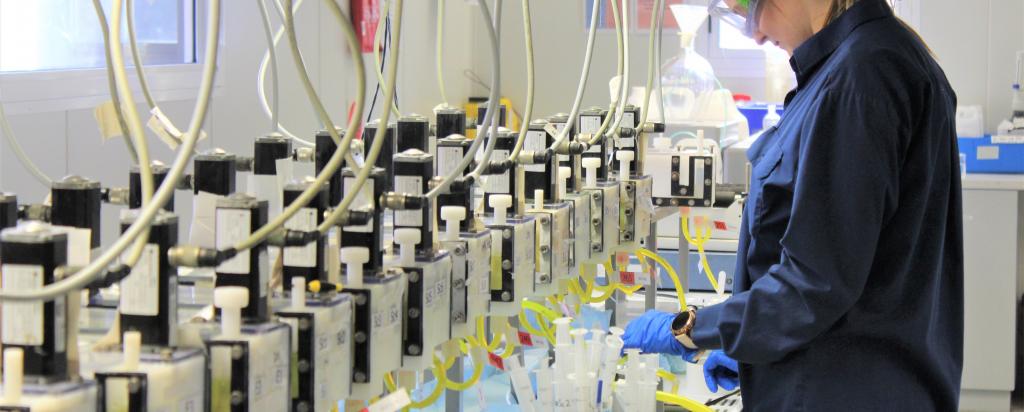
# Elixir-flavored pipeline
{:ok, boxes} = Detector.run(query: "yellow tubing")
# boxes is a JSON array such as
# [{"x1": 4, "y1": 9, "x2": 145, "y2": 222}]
[
  {"x1": 384, "y1": 372, "x2": 397, "y2": 392},
  {"x1": 656, "y1": 391, "x2": 714, "y2": 412},
  {"x1": 656, "y1": 369, "x2": 680, "y2": 394},
  {"x1": 403, "y1": 359, "x2": 447, "y2": 410},
  {"x1": 476, "y1": 317, "x2": 503, "y2": 353},
  {"x1": 519, "y1": 309, "x2": 554, "y2": 344},
  {"x1": 681, "y1": 217, "x2": 721, "y2": 292},
  {"x1": 636, "y1": 248, "x2": 687, "y2": 308},
  {"x1": 444, "y1": 341, "x2": 485, "y2": 391}
]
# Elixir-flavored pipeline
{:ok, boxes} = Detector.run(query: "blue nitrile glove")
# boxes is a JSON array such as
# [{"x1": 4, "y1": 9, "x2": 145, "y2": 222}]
[
  {"x1": 622, "y1": 310, "x2": 699, "y2": 362},
  {"x1": 703, "y1": 350, "x2": 739, "y2": 393}
]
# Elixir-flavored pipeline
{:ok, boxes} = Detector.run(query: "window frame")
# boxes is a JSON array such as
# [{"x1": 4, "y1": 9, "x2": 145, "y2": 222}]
[{"x1": 0, "y1": 0, "x2": 221, "y2": 116}]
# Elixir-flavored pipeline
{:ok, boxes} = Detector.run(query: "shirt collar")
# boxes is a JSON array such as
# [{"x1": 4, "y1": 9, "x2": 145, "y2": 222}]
[{"x1": 789, "y1": 0, "x2": 894, "y2": 85}]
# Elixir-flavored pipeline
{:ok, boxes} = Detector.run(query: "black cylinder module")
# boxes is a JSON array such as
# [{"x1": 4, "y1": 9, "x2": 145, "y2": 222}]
[
  {"x1": 129, "y1": 161, "x2": 172, "y2": 211},
  {"x1": 0, "y1": 193, "x2": 17, "y2": 230},
  {"x1": 396, "y1": 114, "x2": 430, "y2": 154},
  {"x1": 254, "y1": 133, "x2": 293, "y2": 176},
  {"x1": 51, "y1": 175, "x2": 102, "y2": 248},
  {"x1": 363, "y1": 119, "x2": 397, "y2": 192},
  {"x1": 0, "y1": 222, "x2": 70, "y2": 380},
  {"x1": 282, "y1": 178, "x2": 329, "y2": 289},
  {"x1": 315, "y1": 128, "x2": 345, "y2": 206},
  {"x1": 393, "y1": 149, "x2": 434, "y2": 254},
  {"x1": 193, "y1": 150, "x2": 237, "y2": 196},
  {"x1": 435, "y1": 107, "x2": 466, "y2": 140},
  {"x1": 119, "y1": 210, "x2": 179, "y2": 346}
]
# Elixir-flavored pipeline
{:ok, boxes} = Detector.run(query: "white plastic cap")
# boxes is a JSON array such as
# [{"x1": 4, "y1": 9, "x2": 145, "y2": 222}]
[
  {"x1": 3, "y1": 348, "x2": 23, "y2": 404},
  {"x1": 394, "y1": 228, "x2": 420, "y2": 266},
  {"x1": 122, "y1": 331, "x2": 141, "y2": 370},
  {"x1": 582, "y1": 158, "x2": 601, "y2": 187},
  {"x1": 558, "y1": 167, "x2": 572, "y2": 199},
  {"x1": 608, "y1": 326, "x2": 625, "y2": 337},
  {"x1": 552, "y1": 317, "x2": 573, "y2": 347},
  {"x1": 214, "y1": 286, "x2": 249, "y2": 339},
  {"x1": 441, "y1": 206, "x2": 467, "y2": 241},
  {"x1": 340, "y1": 246, "x2": 370, "y2": 287},
  {"x1": 617, "y1": 150, "x2": 634, "y2": 178},
  {"x1": 490, "y1": 194, "x2": 513, "y2": 225}
]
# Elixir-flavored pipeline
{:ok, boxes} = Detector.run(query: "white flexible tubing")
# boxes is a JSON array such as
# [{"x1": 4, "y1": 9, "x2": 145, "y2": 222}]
[
  {"x1": 108, "y1": 0, "x2": 154, "y2": 268},
  {"x1": 602, "y1": 0, "x2": 631, "y2": 142},
  {"x1": 585, "y1": 0, "x2": 622, "y2": 146},
  {"x1": 373, "y1": 0, "x2": 400, "y2": 118},
  {"x1": 317, "y1": 0, "x2": 398, "y2": 231},
  {"x1": 246, "y1": 0, "x2": 364, "y2": 246},
  {"x1": 637, "y1": 0, "x2": 664, "y2": 129},
  {"x1": 257, "y1": 0, "x2": 280, "y2": 133},
  {"x1": 423, "y1": 0, "x2": 501, "y2": 199},
  {"x1": 436, "y1": 0, "x2": 449, "y2": 107},
  {"x1": 0, "y1": 104, "x2": 52, "y2": 187},
  {"x1": 126, "y1": 0, "x2": 156, "y2": 110},
  {"x1": 0, "y1": 0, "x2": 221, "y2": 302},
  {"x1": 507, "y1": 0, "x2": 534, "y2": 162},
  {"x1": 257, "y1": 0, "x2": 313, "y2": 146},
  {"x1": 545, "y1": 0, "x2": 602, "y2": 152},
  {"x1": 91, "y1": 0, "x2": 139, "y2": 165},
  {"x1": 465, "y1": 0, "x2": 504, "y2": 182}
]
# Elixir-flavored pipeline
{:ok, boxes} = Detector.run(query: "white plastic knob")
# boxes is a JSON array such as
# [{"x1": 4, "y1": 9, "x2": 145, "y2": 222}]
[
  {"x1": 440, "y1": 206, "x2": 467, "y2": 241},
  {"x1": 534, "y1": 189, "x2": 544, "y2": 210},
  {"x1": 214, "y1": 286, "x2": 249, "y2": 339},
  {"x1": 490, "y1": 194, "x2": 513, "y2": 225},
  {"x1": 3, "y1": 348, "x2": 23, "y2": 404},
  {"x1": 394, "y1": 228, "x2": 421, "y2": 266},
  {"x1": 582, "y1": 158, "x2": 601, "y2": 187},
  {"x1": 122, "y1": 331, "x2": 141, "y2": 370},
  {"x1": 617, "y1": 150, "x2": 634, "y2": 178},
  {"x1": 341, "y1": 246, "x2": 371, "y2": 287},
  {"x1": 558, "y1": 167, "x2": 571, "y2": 199}
]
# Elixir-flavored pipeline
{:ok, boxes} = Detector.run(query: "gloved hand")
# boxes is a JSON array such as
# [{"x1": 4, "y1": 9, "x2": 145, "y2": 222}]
[
  {"x1": 622, "y1": 310, "x2": 699, "y2": 362},
  {"x1": 703, "y1": 350, "x2": 739, "y2": 393}
]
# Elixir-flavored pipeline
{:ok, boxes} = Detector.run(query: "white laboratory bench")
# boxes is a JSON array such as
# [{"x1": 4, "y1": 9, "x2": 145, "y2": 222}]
[{"x1": 959, "y1": 174, "x2": 1023, "y2": 412}]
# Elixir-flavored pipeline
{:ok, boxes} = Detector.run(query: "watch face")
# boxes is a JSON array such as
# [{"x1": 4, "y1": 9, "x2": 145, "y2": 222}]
[{"x1": 671, "y1": 311, "x2": 691, "y2": 332}]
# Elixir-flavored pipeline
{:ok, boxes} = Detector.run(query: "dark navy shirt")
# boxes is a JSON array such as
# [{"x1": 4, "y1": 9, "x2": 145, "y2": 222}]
[{"x1": 690, "y1": 0, "x2": 964, "y2": 410}]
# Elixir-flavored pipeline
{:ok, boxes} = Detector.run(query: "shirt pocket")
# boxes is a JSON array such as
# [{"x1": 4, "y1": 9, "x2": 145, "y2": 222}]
[{"x1": 749, "y1": 143, "x2": 784, "y2": 237}]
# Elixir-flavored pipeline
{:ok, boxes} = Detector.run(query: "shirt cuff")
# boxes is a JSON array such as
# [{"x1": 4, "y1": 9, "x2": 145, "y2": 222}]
[{"x1": 690, "y1": 303, "x2": 724, "y2": 349}]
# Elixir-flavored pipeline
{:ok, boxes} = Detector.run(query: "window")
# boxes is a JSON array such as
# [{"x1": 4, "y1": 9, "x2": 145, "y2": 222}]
[{"x1": 0, "y1": 0, "x2": 195, "y2": 72}]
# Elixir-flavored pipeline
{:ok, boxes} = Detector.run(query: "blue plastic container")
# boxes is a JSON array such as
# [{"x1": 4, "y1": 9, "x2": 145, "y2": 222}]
[
  {"x1": 738, "y1": 103, "x2": 784, "y2": 134},
  {"x1": 957, "y1": 135, "x2": 1024, "y2": 174}
]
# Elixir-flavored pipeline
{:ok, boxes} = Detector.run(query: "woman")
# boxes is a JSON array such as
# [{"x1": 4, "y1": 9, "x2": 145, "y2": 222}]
[{"x1": 623, "y1": 0, "x2": 963, "y2": 409}]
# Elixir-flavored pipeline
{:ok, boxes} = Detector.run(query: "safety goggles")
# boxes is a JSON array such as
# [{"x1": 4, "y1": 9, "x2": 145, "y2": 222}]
[{"x1": 707, "y1": 0, "x2": 762, "y2": 37}]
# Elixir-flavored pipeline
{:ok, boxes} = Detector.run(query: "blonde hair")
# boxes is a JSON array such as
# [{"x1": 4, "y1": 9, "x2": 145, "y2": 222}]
[{"x1": 825, "y1": 0, "x2": 933, "y2": 53}]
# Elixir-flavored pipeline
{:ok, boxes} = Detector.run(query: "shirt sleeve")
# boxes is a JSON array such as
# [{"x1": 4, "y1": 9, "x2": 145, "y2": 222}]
[{"x1": 690, "y1": 86, "x2": 908, "y2": 363}]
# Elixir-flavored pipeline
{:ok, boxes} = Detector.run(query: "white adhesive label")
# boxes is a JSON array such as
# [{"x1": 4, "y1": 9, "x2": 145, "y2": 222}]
[
  {"x1": 120, "y1": 244, "x2": 161, "y2": 316},
  {"x1": 1, "y1": 264, "x2": 44, "y2": 345},
  {"x1": 976, "y1": 146, "x2": 1000, "y2": 160},
  {"x1": 580, "y1": 115, "x2": 602, "y2": 134},
  {"x1": 283, "y1": 208, "x2": 318, "y2": 267},
  {"x1": 437, "y1": 146, "x2": 463, "y2": 176},
  {"x1": 484, "y1": 150, "x2": 511, "y2": 193},
  {"x1": 507, "y1": 357, "x2": 537, "y2": 412},
  {"x1": 394, "y1": 175, "x2": 424, "y2": 226},
  {"x1": 617, "y1": 137, "x2": 636, "y2": 148},
  {"x1": 248, "y1": 328, "x2": 290, "y2": 408},
  {"x1": 648, "y1": 154, "x2": 673, "y2": 198},
  {"x1": 215, "y1": 209, "x2": 252, "y2": 274},
  {"x1": 622, "y1": 112, "x2": 636, "y2": 128},
  {"x1": 344, "y1": 177, "x2": 374, "y2": 233},
  {"x1": 524, "y1": 131, "x2": 548, "y2": 172}
]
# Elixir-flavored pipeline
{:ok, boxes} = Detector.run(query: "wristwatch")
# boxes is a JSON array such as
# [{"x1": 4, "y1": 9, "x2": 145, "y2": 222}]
[{"x1": 671, "y1": 306, "x2": 699, "y2": 349}]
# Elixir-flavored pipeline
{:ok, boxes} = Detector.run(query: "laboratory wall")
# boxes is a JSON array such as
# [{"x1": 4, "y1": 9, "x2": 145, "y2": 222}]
[
  {"x1": 484, "y1": 0, "x2": 1024, "y2": 134},
  {"x1": 0, "y1": 0, "x2": 476, "y2": 248}
]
